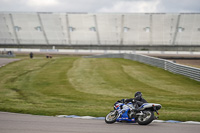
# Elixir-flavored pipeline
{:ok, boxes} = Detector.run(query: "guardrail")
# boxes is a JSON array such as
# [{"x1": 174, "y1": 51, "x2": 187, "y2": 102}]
[{"x1": 86, "y1": 53, "x2": 200, "y2": 82}]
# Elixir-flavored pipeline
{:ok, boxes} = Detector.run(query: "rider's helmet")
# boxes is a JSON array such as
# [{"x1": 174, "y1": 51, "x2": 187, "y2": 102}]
[{"x1": 134, "y1": 91, "x2": 142, "y2": 100}]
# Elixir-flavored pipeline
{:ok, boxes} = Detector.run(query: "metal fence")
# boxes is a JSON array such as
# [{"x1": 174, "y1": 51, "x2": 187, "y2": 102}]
[{"x1": 86, "y1": 53, "x2": 200, "y2": 82}]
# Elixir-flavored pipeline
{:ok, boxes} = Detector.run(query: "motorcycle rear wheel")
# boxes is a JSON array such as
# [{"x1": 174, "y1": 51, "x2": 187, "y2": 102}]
[
  {"x1": 137, "y1": 110, "x2": 154, "y2": 125},
  {"x1": 105, "y1": 110, "x2": 118, "y2": 124}
]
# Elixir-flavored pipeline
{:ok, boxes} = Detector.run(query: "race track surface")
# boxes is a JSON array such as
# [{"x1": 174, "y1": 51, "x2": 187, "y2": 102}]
[
  {"x1": 0, "y1": 112, "x2": 200, "y2": 133},
  {"x1": 0, "y1": 58, "x2": 20, "y2": 67}
]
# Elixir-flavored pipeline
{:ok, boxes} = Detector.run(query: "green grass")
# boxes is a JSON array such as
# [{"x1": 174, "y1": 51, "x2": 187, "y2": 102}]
[{"x1": 0, "y1": 55, "x2": 200, "y2": 121}]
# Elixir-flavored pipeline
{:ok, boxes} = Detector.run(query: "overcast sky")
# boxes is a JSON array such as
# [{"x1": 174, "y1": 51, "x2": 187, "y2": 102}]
[{"x1": 0, "y1": 0, "x2": 200, "y2": 13}]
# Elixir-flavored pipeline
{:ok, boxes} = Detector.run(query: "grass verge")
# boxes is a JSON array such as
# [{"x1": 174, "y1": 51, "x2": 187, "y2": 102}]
[{"x1": 0, "y1": 55, "x2": 200, "y2": 121}]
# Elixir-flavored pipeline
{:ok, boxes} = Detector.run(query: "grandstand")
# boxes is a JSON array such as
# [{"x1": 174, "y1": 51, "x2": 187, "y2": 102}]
[{"x1": 0, "y1": 12, "x2": 200, "y2": 51}]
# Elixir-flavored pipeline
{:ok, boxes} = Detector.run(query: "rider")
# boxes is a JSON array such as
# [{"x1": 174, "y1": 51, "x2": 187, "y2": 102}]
[{"x1": 124, "y1": 91, "x2": 148, "y2": 111}]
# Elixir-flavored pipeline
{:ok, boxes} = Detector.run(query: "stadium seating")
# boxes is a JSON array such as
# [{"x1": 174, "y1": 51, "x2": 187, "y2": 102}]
[
  {"x1": 12, "y1": 13, "x2": 47, "y2": 44},
  {"x1": 0, "y1": 13, "x2": 16, "y2": 44},
  {"x1": 68, "y1": 14, "x2": 98, "y2": 45},
  {"x1": 0, "y1": 12, "x2": 200, "y2": 46}
]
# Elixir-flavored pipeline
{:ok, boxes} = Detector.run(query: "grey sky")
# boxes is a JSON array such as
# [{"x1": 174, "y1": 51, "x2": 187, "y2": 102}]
[{"x1": 0, "y1": 0, "x2": 199, "y2": 13}]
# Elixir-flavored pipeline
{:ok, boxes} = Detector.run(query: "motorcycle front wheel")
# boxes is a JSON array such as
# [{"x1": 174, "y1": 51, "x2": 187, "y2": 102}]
[
  {"x1": 137, "y1": 110, "x2": 154, "y2": 125},
  {"x1": 105, "y1": 110, "x2": 118, "y2": 124}
]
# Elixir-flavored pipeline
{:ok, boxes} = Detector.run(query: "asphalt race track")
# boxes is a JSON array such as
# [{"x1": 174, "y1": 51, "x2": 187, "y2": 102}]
[
  {"x1": 0, "y1": 58, "x2": 20, "y2": 67},
  {"x1": 0, "y1": 112, "x2": 200, "y2": 133}
]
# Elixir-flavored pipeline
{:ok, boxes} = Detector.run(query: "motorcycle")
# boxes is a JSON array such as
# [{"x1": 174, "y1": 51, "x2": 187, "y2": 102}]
[{"x1": 105, "y1": 100, "x2": 161, "y2": 125}]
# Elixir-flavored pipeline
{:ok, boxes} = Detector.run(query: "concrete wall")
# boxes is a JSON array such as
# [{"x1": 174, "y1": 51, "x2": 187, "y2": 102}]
[
  {"x1": 0, "y1": 13, "x2": 17, "y2": 44},
  {"x1": 0, "y1": 12, "x2": 200, "y2": 47},
  {"x1": 68, "y1": 14, "x2": 98, "y2": 45},
  {"x1": 12, "y1": 13, "x2": 47, "y2": 44},
  {"x1": 176, "y1": 14, "x2": 200, "y2": 45}
]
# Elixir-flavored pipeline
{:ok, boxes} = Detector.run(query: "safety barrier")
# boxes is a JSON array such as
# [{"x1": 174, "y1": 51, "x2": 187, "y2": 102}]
[{"x1": 86, "y1": 53, "x2": 200, "y2": 82}]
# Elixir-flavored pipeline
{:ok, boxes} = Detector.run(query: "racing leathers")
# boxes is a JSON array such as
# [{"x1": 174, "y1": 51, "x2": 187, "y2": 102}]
[{"x1": 124, "y1": 96, "x2": 148, "y2": 111}]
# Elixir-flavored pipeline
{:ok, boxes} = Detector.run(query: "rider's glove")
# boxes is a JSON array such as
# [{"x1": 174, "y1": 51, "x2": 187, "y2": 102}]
[
  {"x1": 117, "y1": 99, "x2": 125, "y2": 103},
  {"x1": 121, "y1": 99, "x2": 125, "y2": 103},
  {"x1": 124, "y1": 99, "x2": 129, "y2": 104}
]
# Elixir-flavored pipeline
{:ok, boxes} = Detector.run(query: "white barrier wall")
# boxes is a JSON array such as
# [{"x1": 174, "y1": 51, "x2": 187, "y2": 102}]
[
  {"x1": 86, "y1": 53, "x2": 200, "y2": 82},
  {"x1": 0, "y1": 12, "x2": 200, "y2": 46}
]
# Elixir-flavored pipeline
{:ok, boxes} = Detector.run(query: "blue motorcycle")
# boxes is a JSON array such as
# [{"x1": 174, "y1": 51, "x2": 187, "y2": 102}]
[{"x1": 105, "y1": 100, "x2": 161, "y2": 125}]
